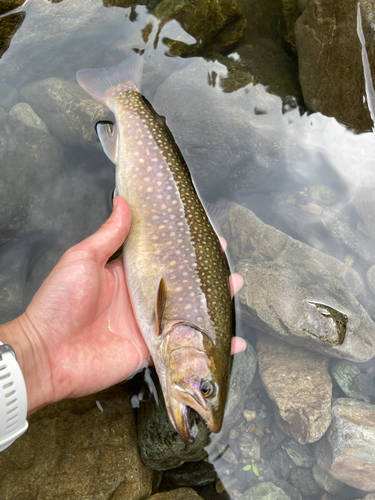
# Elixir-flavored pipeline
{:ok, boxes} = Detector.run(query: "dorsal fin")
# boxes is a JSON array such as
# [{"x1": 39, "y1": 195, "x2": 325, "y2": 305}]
[{"x1": 155, "y1": 277, "x2": 167, "y2": 336}]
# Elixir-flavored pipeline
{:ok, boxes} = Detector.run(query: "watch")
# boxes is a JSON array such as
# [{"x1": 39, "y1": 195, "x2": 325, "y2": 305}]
[{"x1": 0, "y1": 341, "x2": 28, "y2": 451}]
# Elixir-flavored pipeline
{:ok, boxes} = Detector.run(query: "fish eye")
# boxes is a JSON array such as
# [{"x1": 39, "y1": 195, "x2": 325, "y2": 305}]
[{"x1": 201, "y1": 380, "x2": 215, "y2": 398}]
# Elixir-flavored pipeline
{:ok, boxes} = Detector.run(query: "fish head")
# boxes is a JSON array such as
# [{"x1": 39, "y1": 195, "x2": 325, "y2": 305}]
[{"x1": 163, "y1": 324, "x2": 229, "y2": 444}]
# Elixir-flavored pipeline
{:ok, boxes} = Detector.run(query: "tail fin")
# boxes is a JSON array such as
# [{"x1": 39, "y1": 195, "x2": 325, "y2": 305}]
[{"x1": 76, "y1": 53, "x2": 144, "y2": 111}]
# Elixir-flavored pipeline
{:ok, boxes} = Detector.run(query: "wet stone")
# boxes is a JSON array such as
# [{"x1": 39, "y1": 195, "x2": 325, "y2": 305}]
[
  {"x1": 206, "y1": 342, "x2": 258, "y2": 453},
  {"x1": 222, "y1": 203, "x2": 375, "y2": 362},
  {"x1": 137, "y1": 381, "x2": 210, "y2": 471},
  {"x1": 152, "y1": 0, "x2": 246, "y2": 57},
  {"x1": 20, "y1": 77, "x2": 112, "y2": 147},
  {"x1": 257, "y1": 334, "x2": 332, "y2": 444},
  {"x1": 289, "y1": 466, "x2": 320, "y2": 499},
  {"x1": 239, "y1": 481, "x2": 291, "y2": 500},
  {"x1": 164, "y1": 460, "x2": 217, "y2": 487},
  {"x1": 0, "y1": 81, "x2": 18, "y2": 111},
  {"x1": 330, "y1": 359, "x2": 371, "y2": 402},
  {"x1": 281, "y1": 439, "x2": 315, "y2": 468},
  {"x1": 295, "y1": 0, "x2": 375, "y2": 132},
  {"x1": 238, "y1": 432, "x2": 261, "y2": 461},
  {"x1": 148, "y1": 488, "x2": 204, "y2": 500},
  {"x1": 314, "y1": 398, "x2": 375, "y2": 491},
  {"x1": 312, "y1": 463, "x2": 343, "y2": 495},
  {"x1": 9, "y1": 102, "x2": 49, "y2": 133},
  {"x1": 366, "y1": 265, "x2": 375, "y2": 295},
  {"x1": 354, "y1": 372, "x2": 375, "y2": 397},
  {"x1": 0, "y1": 386, "x2": 153, "y2": 500},
  {"x1": 269, "y1": 449, "x2": 292, "y2": 480},
  {"x1": 308, "y1": 185, "x2": 340, "y2": 206}
]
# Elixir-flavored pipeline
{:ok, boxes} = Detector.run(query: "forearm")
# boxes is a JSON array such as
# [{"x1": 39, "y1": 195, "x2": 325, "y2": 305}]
[{"x1": 0, "y1": 314, "x2": 53, "y2": 415}]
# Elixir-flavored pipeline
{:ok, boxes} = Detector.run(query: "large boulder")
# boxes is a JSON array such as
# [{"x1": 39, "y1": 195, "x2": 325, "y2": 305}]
[
  {"x1": 314, "y1": 398, "x2": 375, "y2": 492},
  {"x1": 20, "y1": 77, "x2": 111, "y2": 147},
  {"x1": 295, "y1": 0, "x2": 375, "y2": 132},
  {"x1": 257, "y1": 334, "x2": 332, "y2": 443},
  {"x1": 0, "y1": 386, "x2": 153, "y2": 500},
  {"x1": 222, "y1": 203, "x2": 375, "y2": 362}
]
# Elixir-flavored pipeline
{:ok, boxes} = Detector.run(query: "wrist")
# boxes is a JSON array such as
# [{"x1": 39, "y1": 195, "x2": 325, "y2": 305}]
[{"x1": 0, "y1": 313, "x2": 54, "y2": 415}]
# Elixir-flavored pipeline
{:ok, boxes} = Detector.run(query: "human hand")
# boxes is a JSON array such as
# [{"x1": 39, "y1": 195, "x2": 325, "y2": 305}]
[{"x1": 0, "y1": 197, "x2": 245, "y2": 414}]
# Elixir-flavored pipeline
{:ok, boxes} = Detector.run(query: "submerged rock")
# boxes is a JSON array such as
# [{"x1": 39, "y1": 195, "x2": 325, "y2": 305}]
[
  {"x1": 280, "y1": 439, "x2": 315, "y2": 468},
  {"x1": 257, "y1": 334, "x2": 332, "y2": 444},
  {"x1": 295, "y1": 0, "x2": 375, "y2": 132},
  {"x1": 20, "y1": 77, "x2": 111, "y2": 147},
  {"x1": 9, "y1": 102, "x2": 49, "y2": 133},
  {"x1": 330, "y1": 358, "x2": 371, "y2": 402},
  {"x1": 312, "y1": 463, "x2": 344, "y2": 495},
  {"x1": 152, "y1": 58, "x2": 298, "y2": 198},
  {"x1": 289, "y1": 466, "x2": 319, "y2": 498},
  {"x1": 223, "y1": 203, "x2": 375, "y2": 362},
  {"x1": 315, "y1": 398, "x2": 375, "y2": 492},
  {"x1": 149, "y1": 488, "x2": 204, "y2": 500},
  {"x1": 0, "y1": 386, "x2": 153, "y2": 500},
  {"x1": 354, "y1": 371, "x2": 375, "y2": 396},
  {"x1": 0, "y1": 81, "x2": 18, "y2": 111},
  {"x1": 239, "y1": 481, "x2": 291, "y2": 500},
  {"x1": 164, "y1": 460, "x2": 217, "y2": 487},
  {"x1": 152, "y1": 0, "x2": 246, "y2": 57},
  {"x1": 137, "y1": 379, "x2": 210, "y2": 471}
]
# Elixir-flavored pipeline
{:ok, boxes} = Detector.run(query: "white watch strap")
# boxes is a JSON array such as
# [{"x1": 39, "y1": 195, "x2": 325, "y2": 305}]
[{"x1": 0, "y1": 341, "x2": 28, "y2": 451}]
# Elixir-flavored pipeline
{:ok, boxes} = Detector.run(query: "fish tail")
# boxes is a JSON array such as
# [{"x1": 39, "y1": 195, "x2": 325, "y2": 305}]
[{"x1": 76, "y1": 53, "x2": 144, "y2": 111}]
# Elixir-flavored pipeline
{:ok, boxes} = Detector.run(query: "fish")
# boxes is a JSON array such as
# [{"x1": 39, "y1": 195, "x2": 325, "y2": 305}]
[{"x1": 76, "y1": 54, "x2": 233, "y2": 443}]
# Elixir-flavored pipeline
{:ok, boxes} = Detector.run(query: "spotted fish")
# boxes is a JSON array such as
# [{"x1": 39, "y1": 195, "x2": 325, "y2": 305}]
[{"x1": 77, "y1": 54, "x2": 233, "y2": 443}]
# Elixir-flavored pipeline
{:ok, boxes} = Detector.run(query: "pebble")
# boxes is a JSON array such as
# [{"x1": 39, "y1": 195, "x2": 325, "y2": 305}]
[{"x1": 243, "y1": 410, "x2": 257, "y2": 421}]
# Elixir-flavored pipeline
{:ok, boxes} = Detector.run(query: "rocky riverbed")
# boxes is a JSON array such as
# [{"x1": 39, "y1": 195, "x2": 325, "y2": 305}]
[{"x1": 1, "y1": 0, "x2": 375, "y2": 499}]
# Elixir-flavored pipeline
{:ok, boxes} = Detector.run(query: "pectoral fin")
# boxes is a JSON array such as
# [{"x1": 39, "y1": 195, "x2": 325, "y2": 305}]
[
  {"x1": 155, "y1": 277, "x2": 167, "y2": 336},
  {"x1": 97, "y1": 122, "x2": 117, "y2": 164}
]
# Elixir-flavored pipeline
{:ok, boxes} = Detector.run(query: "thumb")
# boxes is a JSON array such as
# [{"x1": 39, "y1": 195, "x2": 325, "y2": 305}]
[{"x1": 71, "y1": 196, "x2": 131, "y2": 265}]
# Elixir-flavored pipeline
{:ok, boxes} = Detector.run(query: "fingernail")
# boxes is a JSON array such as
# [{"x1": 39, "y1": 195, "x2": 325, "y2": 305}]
[{"x1": 112, "y1": 197, "x2": 118, "y2": 211}]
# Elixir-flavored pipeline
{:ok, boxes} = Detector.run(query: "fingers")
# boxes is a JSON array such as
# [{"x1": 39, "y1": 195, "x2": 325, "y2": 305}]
[
  {"x1": 229, "y1": 273, "x2": 243, "y2": 299},
  {"x1": 219, "y1": 236, "x2": 227, "y2": 252},
  {"x1": 68, "y1": 196, "x2": 131, "y2": 266},
  {"x1": 231, "y1": 337, "x2": 247, "y2": 355}
]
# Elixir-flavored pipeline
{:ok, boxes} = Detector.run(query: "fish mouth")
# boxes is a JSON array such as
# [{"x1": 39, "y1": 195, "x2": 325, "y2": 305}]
[{"x1": 167, "y1": 388, "x2": 220, "y2": 444}]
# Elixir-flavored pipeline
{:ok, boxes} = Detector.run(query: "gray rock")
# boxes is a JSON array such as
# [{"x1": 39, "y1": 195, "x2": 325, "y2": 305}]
[
  {"x1": 0, "y1": 386, "x2": 153, "y2": 499},
  {"x1": 0, "y1": 81, "x2": 18, "y2": 111},
  {"x1": 0, "y1": 107, "x2": 65, "y2": 232},
  {"x1": 289, "y1": 466, "x2": 320, "y2": 498},
  {"x1": 366, "y1": 264, "x2": 375, "y2": 294},
  {"x1": 281, "y1": 439, "x2": 315, "y2": 468},
  {"x1": 314, "y1": 398, "x2": 375, "y2": 491},
  {"x1": 20, "y1": 77, "x2": 111, "y2": 147},
  {"x1": 330, "y1": 359, "x2": 371, "y2": 402},
  {"x1": 257, "y1": 334, "x2": 332, "y2": 444},
  {"x1": 9, "y1": 102, "x2": 49, "y2": 133},
  {"x1": 308, "y1": 185, "x2": 340, "y2": 206},
  {"x1": 164, "y1": 461, "x2": 217, "y2": 487},
  {"x1": 295, "y1": 0, "x2": 375, "y2": 132},
  {"x1": 223, "y1": 203, "x2": 375, "y2": 362},
  {"x1": 238, "y1": 432, "x2": 261, "y2": 461},
  {"x1": 137, "y1": 380, "x2": 210, "y2": 471},
  {"x1": 312, "y1": 463, "x2": 344, "y2": 494},
  {"x1": 270, "y1": 449, "x2": 292, "y2": 480},
  {"x1": 152, "y1": 58, "x2": 300, "y2": 197},
  {"x1": 354, "y1": 371, "x2": 375, "y2": 396},
  {"x1": 239, "y1": 482, "x2": 291, "y2": 500},
  {"x1": 207, "y1": 342, "x2": 258, "y2": 457}
]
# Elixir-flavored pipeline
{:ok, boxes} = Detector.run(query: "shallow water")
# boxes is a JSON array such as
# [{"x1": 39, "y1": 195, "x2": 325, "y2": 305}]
[{"x1": 1, "y1": 0, "x2": 375, "y2": 499}]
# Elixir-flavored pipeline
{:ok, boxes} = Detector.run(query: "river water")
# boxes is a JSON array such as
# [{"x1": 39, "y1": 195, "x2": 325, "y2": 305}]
[{"x1": 1, "y1": 1, "x2": 375, "y2": 499}]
